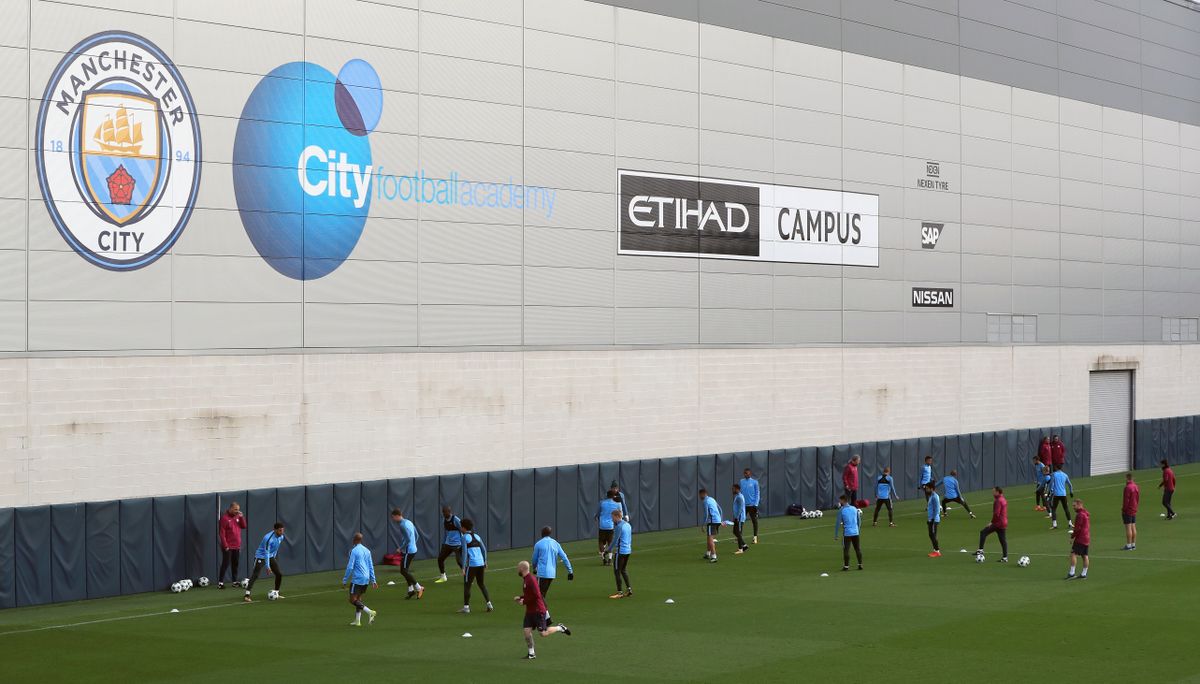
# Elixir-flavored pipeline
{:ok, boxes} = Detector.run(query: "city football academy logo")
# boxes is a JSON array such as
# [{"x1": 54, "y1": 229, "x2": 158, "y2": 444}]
[{"x1": 35, "y1": 31, "x2": 201, "y2": 270}]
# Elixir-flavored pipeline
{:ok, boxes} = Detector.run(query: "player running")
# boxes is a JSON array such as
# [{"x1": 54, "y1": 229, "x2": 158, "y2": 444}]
[
  {"x1": 1122, "y1": 473, "x2": 1139, "y2": 550},
  {"x1": 975, "y1": 486, "x2": 1008, "y2": 562},
  {"x1": 940, "y1": 470, "x2": 975, "y2": 518},
  {"x1": 458, "y1": 519, "x2": 492, "y2": 614},
  {"x1": 873, "y1": 466, "x2": 898, "y2": 527},
  {"x1": 1159, "y1": 460, "x2": 1177, "y2": 520},
  {"x1": 342, "y1": 532, "x2": 378, "y2": 627},
  {"x1": 699, "y1": 488, "x2": 722, "y2": 563},
  {"x1": 842, "y1": 455, "x2": 860, "y2": 504},
  {"x1": 390, "y1": 508, "x2": 424, "y2": 599},
  {"x1": 925, "y1": 483, "x2": 941, "y2": 557},
  {"x1": 731, "y1": 483, "x2": 749, "y2": 554},
  {"x1": 434, "y1": 506, "x2": 463, "y2": 583},
  {"x1": 1066, "y1": 499, "x2": 1090, "y2": 580},
  {"x1": 531, "y1": 526, "x2": 574, "y2": 600},
  {"x1": 920, "y1": 455, "x2": 935, "y2": 499},
  {"x1": 739, "y1": 468, "x2": 762, "y2": 543},
  {"x1": 1049, "y1": 464, "x2": 1074, "y2": 530},
  {"x1": 834, "y1": 494, "x2": 863, "y2": 571},
  {"x1": 607, "y1": 509, "x2": 633, "y2": 598},
  {"x1": 514, "y1": 561, "x2": 571, "y2": 660},
  {"x1": 596, "y1": 490, "x2": 623, "y2": 565},
  {"x1": 243, "y1": 522, "x2": 285, "y2": 603}
]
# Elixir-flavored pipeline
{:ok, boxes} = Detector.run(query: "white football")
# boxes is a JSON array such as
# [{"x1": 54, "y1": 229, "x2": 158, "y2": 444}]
[
  {"x1": 267, "y1": 590, "x2": 279, "y2": 601},
  {"x1": 171, "y1": 582, "x2": 182, "y2": 593},
  {"x1": 974, "y1": 553, "x2": 985, "y2": 563},
  {"x1": 240, "y1": 578, "x2": 249, "y2": 589},
  {"x1": 1018, "y1": 556, "x2": 1031, "y2": 567},
  {"x1": 198, "y1": 577, "x2": 209, "y2": 587}
]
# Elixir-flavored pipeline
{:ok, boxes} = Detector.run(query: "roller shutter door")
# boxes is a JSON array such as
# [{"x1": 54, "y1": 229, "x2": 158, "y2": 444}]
[{"x1": 1089, "y1": 371, "x2": 1132, "y2": 476}]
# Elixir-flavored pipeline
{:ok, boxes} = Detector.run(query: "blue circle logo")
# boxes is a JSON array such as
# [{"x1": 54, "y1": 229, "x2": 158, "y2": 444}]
[
  {"x1": 34, "y1": 31, "x2": 202, "y2": 271},
  {"x1": 233, "y1": 61, "x2": 380, "y2": 281}
]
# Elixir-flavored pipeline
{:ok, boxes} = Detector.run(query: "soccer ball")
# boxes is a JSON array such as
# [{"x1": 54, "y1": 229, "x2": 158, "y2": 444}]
[
  {"x1": 816, "y1": 510, "x2": 823, "y2": 518},
  {"x1": 181, "y1": 579, "x2": 192, "y2": 590},
  {"x1": 240, "y1": 578, "x2": 249, "y2": 589},
  {"x1": 198, "y1": 577, "x2": 209, "y2": 588},
  {"x1": 267, "y1": 590, "x2": 280, "y2": 601},
  {"x1": 974, "y1": 552, "x2": 985, "y2": 563},
  {"x1": 1018, "y1": 556, "x2": 1031, "y2": 567},
  {"x1": 171, "y1": 582, "x2": 182, "y2": 593}
]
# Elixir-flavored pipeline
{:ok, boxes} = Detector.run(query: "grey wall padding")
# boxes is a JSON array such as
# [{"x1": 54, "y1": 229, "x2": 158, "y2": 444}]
[
  {"x1": 510, "y1": 469, "x2": 535, "y2": 551},
  {"x1": 637, "y1": 459, "x2": 659, "y2": 532},
  {"x1": 0, "y1": 420, "x2": 1112, "y2": 607},
  {"x1": 152, "y1": 496, "x2": 184, "y2": 590},
  {"x1": 184, "y1": 494, "x2": 217, "y2": 581},
  {"x1": 487, "y1": 470, "x2": 512, "y2": 551},
  {"x1": 532, "y1": 467, "x2": 557, "y2": 548},
  {"x1": 816, "y1": 446, "x2": 833, "y2": 509},
  {"x1": 16, "y1": 506, "x2": 51, "y2": 606},
  {"x1": 765, "y1": 449, "x2": 786, "y2": 516},
  {"x1": 677, "y1": 456, "x2": 697, "y2": 526},
  {"x1": 274, "y1": 486, "x2": 306, "y2": 573},
  {"x1": 332, "y1": 482, "x2": 361, "y2": 563},
  {"x1": 0, "y1": 507, "x2": 13, "y2": 608},
  {"x1": 411, "y1": 476, "x2": 439, "y2": 558},
  {"x1": 657, "y1": 457, "x2": 679, "y2": 531},
  {"x1": 359, "y1": 480, "x2": 387, "y2": 562},
  {"x1": 86, "y1": 501, "x2": 120, "y2": 599},
  {"x1": 799, "y1": 447, "x2": 816, "y2": 511},
  {"x1": 119, "y1": 498, "x2": 154, "y2": 595},
  {"x1": 463, "y1": 472, "x2": 489, "y2": 547},
  {"x1": 51, "y1": 503, "x2": 85, "y2": 603},
  {"x1": 246, "y1": 488, "x2": 277, "y2": 546},
  {"x1": 554, "y1": 466, "x2": 579, "y2": 542}
]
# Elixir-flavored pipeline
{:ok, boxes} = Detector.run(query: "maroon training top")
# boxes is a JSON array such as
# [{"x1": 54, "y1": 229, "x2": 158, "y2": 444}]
[
  {"x1": 522, "y1": 573, "x2": 546, "y2": 615},
  {"x1": 1050, "y1": 442, "x2": 1065, "y2": 465},
  {"x1": 1073, "y1": 509, "x2": 1091, "y2": 546},
  {"x1": 218, "y1": 512, "x2": 247, "y2": 550},
  {"x1": 991, "y1": 495, "x2": 1008, "y2": 529},
  {"x1": 842, "y1": 463, "x2": 859, "y2": 490},
  {"x1": 1122, "y1": 482, "x2": 1139, "y2": 515},
  {"x1": 1162, "y1": 467, "x2": 1176, "y2": 492}
]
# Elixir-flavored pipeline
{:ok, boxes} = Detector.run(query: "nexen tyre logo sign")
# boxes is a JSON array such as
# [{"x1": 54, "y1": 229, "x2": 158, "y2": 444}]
[{"x1": 618, "y1": 170, "x2": 879, "y2": 267}]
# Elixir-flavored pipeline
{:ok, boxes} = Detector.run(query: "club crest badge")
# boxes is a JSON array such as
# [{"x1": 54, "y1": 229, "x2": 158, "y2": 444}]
[{"x1": 35, "y1": 31, "x2": 201, "y2": 270}]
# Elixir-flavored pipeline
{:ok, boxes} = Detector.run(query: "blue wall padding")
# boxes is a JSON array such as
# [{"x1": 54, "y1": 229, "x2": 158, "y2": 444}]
[
  {"x1": 0, "y1": 507, "x2": 13, "y2": 608},
  {"x1": 657, "y1": 457, "x2": 679, "y2": 531},
  {"x1": 304, "y1": 485, "x2": 333, "y2": 573},
  {"x1": 16, "y1": 505, "x2": 52, "y2": 606},
  {"x1": 749, "y1": 450, "x2": 769, "y2": 509},
  {"x1": 599, "y1": 461, "x2": 619, "y2": 497},
  {"x1": 677, "y1": 456, "x2": 697, "y2": 526},
  {"x1": 385, "y1": 478, "x2": 413, "y2": 554},
  {"x1": 532, "y1": 468, "x2": 557, "y2": 548},
  {"x1": 618, "y1": 460, "x2": 639, "y2": 523},
  {"x1": 246, "y1": 488, "x2": 277, "y2": 547},
  {"x1": 184, "y1": 494, "x2": 217, "y2": 581},
  {"x1": 510, "y1": 469, "x2": 535, "y2": 551},
  {"x1": 555, "y1": 466, "x2": 579, "y2": 542},
  {"x1": 152, "y1": 496, "x2": 184, "y2": 591},
  {"x1": 86, "y1": 500, "x2": 120, "y2": 599},
  {"x1": 439, "y1": 474, "x2": 465, "y2": 529},
  {"x1": 463, "y1": 472, "x2": 489, "y2": 547},
  {"x1": 637, "y1": 458, "x2": 659, "y2": 532},
  {"x1": 411, "y1": 476, "x2": 439, "y2": 558},
  {"x1": 798, "y1": 447, "x2": 816, "y2": 511},
  {"x1": 359, "y1": 480, "x2": 387, "y2": 562},
  {"x1": 715, "y1": 453, "x2": 734, "y2": 497},
  {"x1": 696, "y1": 454, "x2": 715, "y2": 498},
  {"x1": 486, "y1": 470, "x2": 512, "y2": 551},
  {"x1": 50, "y1": 503, "x2": 85, "y2": 603},
  {"x1": 333, "y1": 482, "x2": 361, "y2": 563},
  {"x1": 274, "y1": 486, "x2": 306, "y2": 574},
  {"x1": 119, "y1": 498, "x2": 154, "y2": 595},
  {"x1": 816, "y1": 446, "x2": 833, "y2": 509}
]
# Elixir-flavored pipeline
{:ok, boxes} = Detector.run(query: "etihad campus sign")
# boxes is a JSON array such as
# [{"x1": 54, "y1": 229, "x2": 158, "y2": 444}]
[
  {"x1": 35, "y1": 32, "x2": 202, "y2": 270},
  {"x1": 618, "y1": 170, "x2": 879, "y2": 267}
]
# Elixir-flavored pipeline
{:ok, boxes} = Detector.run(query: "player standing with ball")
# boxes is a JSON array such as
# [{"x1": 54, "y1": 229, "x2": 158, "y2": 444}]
[
  {"x1": 244, "y1": 522, "x2": 285, "y2": 603},
  {"x1": 975, "y1": 487, "x2": 1008, "y2": 562}
]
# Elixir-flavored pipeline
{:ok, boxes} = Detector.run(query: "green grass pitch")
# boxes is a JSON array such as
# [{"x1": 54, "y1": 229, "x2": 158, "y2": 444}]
[{"x1": 1, "y1": 466, "x2": 1197, "y2": 682}]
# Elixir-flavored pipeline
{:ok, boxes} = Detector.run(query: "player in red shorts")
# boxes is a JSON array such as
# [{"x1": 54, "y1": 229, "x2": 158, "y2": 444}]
[
  {"x1": 514, "y1": 561, "x2": 571, "y2": 660},
  {"x1": 1066, "y1": 498, "x2": 1090, "y2": 580}
]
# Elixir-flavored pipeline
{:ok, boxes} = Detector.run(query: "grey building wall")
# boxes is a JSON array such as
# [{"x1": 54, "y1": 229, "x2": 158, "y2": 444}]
[{"x1": 0, "y1": 0, "x2": 1197, "y2": 354}]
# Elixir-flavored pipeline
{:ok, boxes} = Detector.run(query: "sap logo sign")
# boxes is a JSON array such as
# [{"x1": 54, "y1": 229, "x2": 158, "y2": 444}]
[
  {"x1": 618, "y1": 171, "x2": 759, "y2": 257},
  {"x1": 921, "y1": 222, "x2": 944, "y2": 249}
]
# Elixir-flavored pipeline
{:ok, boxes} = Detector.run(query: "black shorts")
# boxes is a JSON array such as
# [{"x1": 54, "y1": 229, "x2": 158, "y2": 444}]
[
  {"x1": 349, "y1": 583, "x2": 369, "y2": 596},
  {"x1": 1122, "y1": 514, "x2": 1136, "y2": 525},
  {"x1": 706, "y1": 523, "x2": 721, "y2": 536},
  {"x1": 746, "y1": 505, "x2": 758, "y2": 517},
  {"x1": 402, "y1": 552, "x2": 414, "y2": 570},
  {"x1": 598, "y1": 529, "x2": 614, "y2": 545},
  {"x1": 1072, "y1": 543, "x2": 1089, "y2": 556},
  {"x1": 523, "y1": 612, "x2": 548, "y2": 631}
]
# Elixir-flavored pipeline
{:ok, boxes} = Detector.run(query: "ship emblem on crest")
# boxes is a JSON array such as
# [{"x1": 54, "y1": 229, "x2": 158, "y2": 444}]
[{"x1": 34, "y1": 31, "x2": 201, "y2": 271}]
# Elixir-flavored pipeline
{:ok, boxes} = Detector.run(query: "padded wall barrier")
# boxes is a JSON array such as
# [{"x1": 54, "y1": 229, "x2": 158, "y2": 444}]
[{"x1": 0, "y1": 420, "x2": 1123, "y2": 608}]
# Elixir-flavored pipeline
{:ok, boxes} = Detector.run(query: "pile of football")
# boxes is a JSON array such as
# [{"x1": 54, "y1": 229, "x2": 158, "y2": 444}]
[
  {"x1": 169, "y1": 577, "x2": 210, "y2": 593},
  {"x1": 799, "y1": 509, "x2": 824, "y2": 519}
]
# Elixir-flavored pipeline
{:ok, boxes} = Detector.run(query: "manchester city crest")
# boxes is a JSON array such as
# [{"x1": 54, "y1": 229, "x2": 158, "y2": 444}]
[{"x1": 35, "y1": 31, "x2": 201, "y2": 270}]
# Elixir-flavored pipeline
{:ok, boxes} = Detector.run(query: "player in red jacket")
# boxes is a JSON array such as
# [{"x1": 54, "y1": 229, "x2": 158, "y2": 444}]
[
  {"x1": 217, "y1": 501, "x2": 247, "y2": 588},
  {"x1": 842, "y1": 455, "x2": 860, "y2": 504},
  {"x1": 513, "y1": 561, "x2": 570, "y2": 659},
  {"x1": 1159, "y1": 460, "x2": 1177, "y2": 520},
  {"x1": 1122, "y1": 472, "x2": 1139, "y2": 550},
  {"x1": 1050, "y1": 434, "x2": 1066, "y2": 469},
  {"x1": 1038, "y1": 437, "x2": 1053, "y2": 468},
  {"x1": 975, "y1": 487, "x2": 1008, "y2": 562},
  {"x1": 1066, "y1": 499, "x2": 1090, "y2": 580}
]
